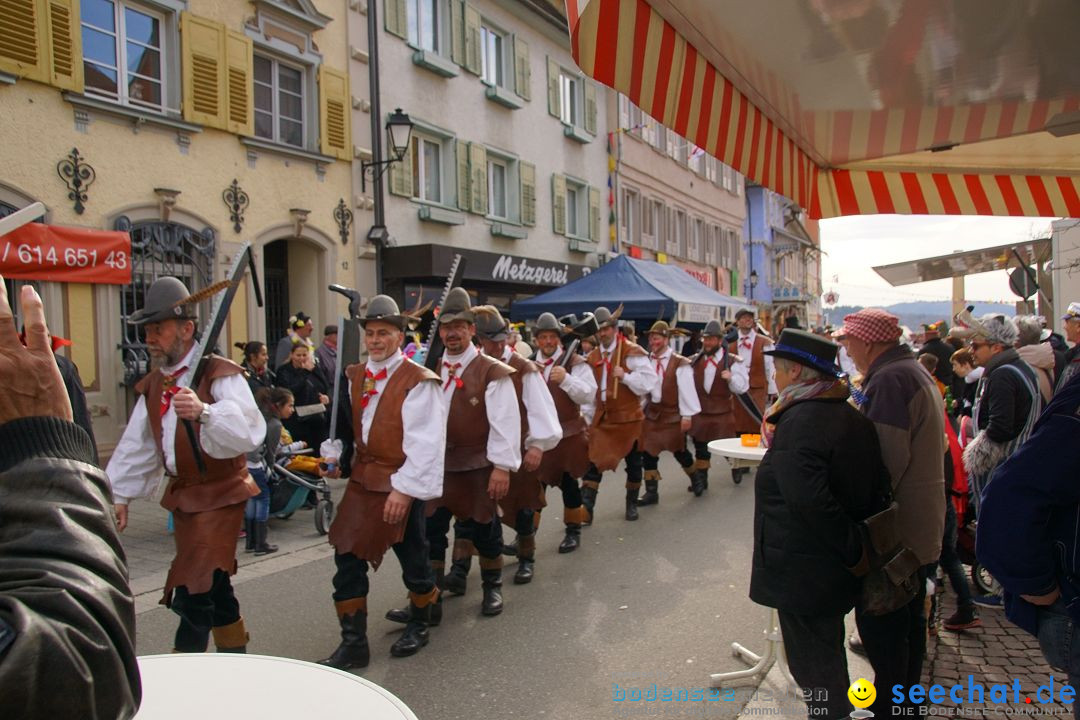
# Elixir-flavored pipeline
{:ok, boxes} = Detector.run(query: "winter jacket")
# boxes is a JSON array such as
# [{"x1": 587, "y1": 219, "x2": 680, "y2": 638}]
[
  {"x1": 859, "y1": 343, "x2": 947, "y2": 565},
  {"x1": 976, "y1": 371, "x2": 1080, "y2": 636},
  {"x1": 974, "y1": 348, "x2": 1039, "y2": 443},
  {"x1": 1016, "y1": 343, "x2": 1055, "y2": 404},
  {"x1": 750, "y1": 397, "x2": 891, "y2": 616},
  {"x1": 243, "y1": 361, "x2": 275, "y2": 396},
  {"x1": 0, "y1": 417, "x2": 140, "y2": 718},
  {"x1": 56, "y1": 352, "x2": 98, "y2": 464}
]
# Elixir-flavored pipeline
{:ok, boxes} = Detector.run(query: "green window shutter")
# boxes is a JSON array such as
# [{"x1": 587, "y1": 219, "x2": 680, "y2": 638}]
[
  {"x1": 456, "y1": 139, "x2": 470, "y2": 211},
  {"x1": 584, "y1": 80, "x2": 597, "y2": 135},
  {"x1": 520, "y1": 161, "x2": 536, "y2": 226},
  {"x1": 589, "y1": 186, "x2": 601, "y2": 242},
  {"x1": 552, "y1": 173, "x2": 566, "y2": 235},
  {"x1": 547, "y1": 57, "x2": 560, "y2": 118},
  {"x1": 469, "y1": 143, "x2": 488, "y2": 215},
  {"x1": 449, "y1": 0, "x2": 465, "y2": 66},
  {"x1": 513, "y1": 35, "x2": 530, "y2": 100},
  {"x1": 389, "y1": 138, "x2": 414, "y2": 197},
  {"x1": 463, "y1": 3, "x2": 480, "y2": 75},
  {"x1": 385, "y1": 0, "x2": 407, "y2": 39}
]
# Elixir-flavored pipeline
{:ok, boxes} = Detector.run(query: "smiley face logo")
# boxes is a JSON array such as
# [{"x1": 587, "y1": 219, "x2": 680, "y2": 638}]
[{"x1": 848, "y1": 678, "x2": 876, "y2": 709}]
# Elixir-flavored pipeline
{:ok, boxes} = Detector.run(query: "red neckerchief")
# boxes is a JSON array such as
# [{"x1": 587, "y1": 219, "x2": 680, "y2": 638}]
[
  {"x1": 360, "y1": 367, "x2": 388, "y2": 408},
  {"x1": 160, "y1": 366, "x2": 188, "y2": 417},
  {"x1": 443, "y1": 361, "x2": 464, "y2": 391}
]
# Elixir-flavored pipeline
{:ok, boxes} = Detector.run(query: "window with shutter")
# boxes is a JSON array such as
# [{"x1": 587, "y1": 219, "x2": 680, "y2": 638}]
[
  {"x1": 520, "y1": 161, "x2": 536, "y2": 226},
  {"x1": 546, "y1": 56, "x2": 559, "y2": 118},
  {"x1": 456, "y1": 139, "x2": 470, "y2": 210},
  {"x1": 318, "y1": 65, "x2": 350, "y2": 160},
  {"x1": 462, "y1": 3, "x2": 480, "y2": 74},
  {"x1": 181, "y1": 12, "x2": 226, "y2": 127},
  {"x1": 512, "y1": 35, "x2": 529, "y2": 100},
  {"x1": 449, "y1": 0, "x2": 464, "y2": 65},
  {"x1": 389, "y1": 134, "x2": 414, "y2": 197},
  {"x1": 84, "y1": 0, "x2": 168, "y2": 111},
  {"x1": 48, "y1": 0, "x2": 83, "y2": 91},
  {"x1": 588, "y1": 186, "x2": 601, "y2": 243},
  {"x1": 225, "y1": 30, "x2": 252, "y2": 135},
  {"x1": 551, "y1": 173, "x2": 566, "y2": 235},
  {"x1": 469, "y1": 142, "x2": 487, "y2": 215},
  {"x1": 385, "y1": 0, "x2": 407, "y2": 39},
  {"x1": 0, "y1": 0, "x2": 47, "y2": 82},
  {"x1": 583, "y1": 81, "x2": 596, "y2": 135}
]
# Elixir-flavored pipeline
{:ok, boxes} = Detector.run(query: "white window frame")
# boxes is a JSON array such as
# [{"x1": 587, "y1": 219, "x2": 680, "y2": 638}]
[
  {"x1": 559, "y1": 71, "x2": 580, "y2": 127},
  {"x1": 621, "y1": 187, "x2": 639, "y2": 246},
  {"x1": 407, "y1": 0, "x2": 448, "y2": 55},
  {"x1": 722, "y1": 164, "x2": 734, "y2": 192},
  {"x1": 81, "y1": 0, "x2": 170, "y2": 112},
  {"x1": 479, "y1": 22, "x2": 510, "y2": 89},
  {"x1": 705, "y1": 224, "x2": 719, "y2": 265},
  {"x1": 687, "y1": 218, "x2": 704, "y2": 262},
  {"x1": 411, "y1": 131, "x2": 449, "y2": 205},
  {"x1": 565, "y1": 177, "x2": 588, "y2": 239},
  {"x1": 254, "y1": 53, "x2": 307, "y2": 148},
  {"x1": 486, "y1": 151, "x2": 519, "y2": 222},
  {"x1": 667, "y1": 207, "x2": 686, "y2": 257}
]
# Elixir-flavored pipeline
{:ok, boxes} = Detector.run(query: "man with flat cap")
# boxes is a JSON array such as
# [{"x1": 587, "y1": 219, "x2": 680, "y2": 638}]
[
  {"x1": 106, "y1": 276, "x2": 265, "y2": 653},
  {"x1": 472, "y1": 305, "x2": 561, "y2": 584},
  {"x1": 681, "y1": 319, "x2": 749, "y2": 495},
  {"x1": 532, "y1": 311, "x2": 597, "y2": 553},
  {"x1": 425, "y1": 288, "x2": 521, "y2": 616},
  {"x1": 637, "y1": 320, "x2": 701, "y2": 508},
  {"x1": 580, "y1": 306, "x2": 658, "y2": 522},
  {"x1": 730, "y1": 307, "x2": 776, "y2": 481},
  {"x1": 319, "y1": 295, "x2": 445, "y2": 669}
]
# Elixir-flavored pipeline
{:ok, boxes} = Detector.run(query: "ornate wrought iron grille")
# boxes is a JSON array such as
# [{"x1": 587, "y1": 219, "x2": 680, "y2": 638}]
[{"x1": 116, "y1": 217, "x2": 216, "y2": 386}]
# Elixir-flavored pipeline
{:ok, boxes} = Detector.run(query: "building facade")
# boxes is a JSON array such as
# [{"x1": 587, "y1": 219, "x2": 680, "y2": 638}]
[
  {"x1": 610, "y1": 94, "x2": 748, "y2": 318},
  {"x1": 347, "y1": 0, "x2": 608, "y2": 312},
  {"x1": 744, "y1": 184, "x2": 823, "y2": 334},
  {"x1": 0, "y1": 0, "x2": 355, "y2": 457}
]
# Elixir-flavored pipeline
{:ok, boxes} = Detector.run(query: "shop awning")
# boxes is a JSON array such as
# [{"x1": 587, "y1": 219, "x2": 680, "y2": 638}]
[
  {"x1": 510, "y1": 254, "x2": 744, "y2": 323},
  {"x1": 873, "y1": 238, "x2": 1052, "y2": 286},
  {"x1": 564, "y1": 0, "x2": 1080, "y2": 219}
]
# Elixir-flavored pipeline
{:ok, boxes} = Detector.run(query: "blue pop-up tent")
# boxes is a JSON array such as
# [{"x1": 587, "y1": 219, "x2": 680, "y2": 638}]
[{"x1": 510, "y1": 255, "x2": 745, "y2": 324}]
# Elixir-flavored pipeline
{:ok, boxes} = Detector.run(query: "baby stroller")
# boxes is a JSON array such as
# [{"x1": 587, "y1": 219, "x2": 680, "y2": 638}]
[
  {"x1": 950, "y1": 416, "x2": 999, "y2": 595},
  {"x1": 269, "y1": 449, "x2": 335, "y2": 535}
]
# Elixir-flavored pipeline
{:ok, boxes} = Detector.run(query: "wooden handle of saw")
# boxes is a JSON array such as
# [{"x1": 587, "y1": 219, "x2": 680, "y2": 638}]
[{"x1": 612, "y1": 336, "x2": 623, "y2": 399}]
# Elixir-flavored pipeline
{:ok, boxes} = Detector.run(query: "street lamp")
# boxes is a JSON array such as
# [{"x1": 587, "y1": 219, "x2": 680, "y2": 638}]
[
  {"x1": 749, "y1": 269, "x2": 758, "y2": 294},
  {"x1": 361, "y1": 108, "x2": 414, "y2": 192}
]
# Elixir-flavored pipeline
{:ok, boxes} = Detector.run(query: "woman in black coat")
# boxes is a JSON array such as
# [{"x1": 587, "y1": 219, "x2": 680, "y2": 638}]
[
  {"x1": 236, "y1": 340, "x2": 276, "y2": 396},
  {"x1": 748, "y1": 330, "x2": 891, "y2": 720},
  {"x1": 274, "y1": 342, "x2": 329, "y2": 452}
]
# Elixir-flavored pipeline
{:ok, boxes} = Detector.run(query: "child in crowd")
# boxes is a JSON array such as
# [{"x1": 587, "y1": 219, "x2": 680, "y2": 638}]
[{"x1": 246, "y1": 387, "x2": 305, "y2": 555}]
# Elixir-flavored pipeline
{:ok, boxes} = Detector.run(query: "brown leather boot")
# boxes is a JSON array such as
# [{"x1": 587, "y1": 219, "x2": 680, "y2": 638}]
[
  {"x1": 318, "y1": 598, "x2": 369, "y2": 670},
  {"x1": 637, "y1": 470, "x2": 660, "y2": 506},
  {"x1": 212, "y1": 617, "x2": 249, "y2": 654}
]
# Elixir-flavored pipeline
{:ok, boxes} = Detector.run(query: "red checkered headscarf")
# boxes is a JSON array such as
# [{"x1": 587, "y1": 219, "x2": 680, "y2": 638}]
[{"x1": 841, "y1": 309, "x2": 902, "y2": 344}]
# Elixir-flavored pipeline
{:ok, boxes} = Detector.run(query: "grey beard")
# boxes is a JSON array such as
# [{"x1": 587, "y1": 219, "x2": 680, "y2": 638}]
[{"x1": 149, "y1": 339, "x2": 186, "y2": 370}]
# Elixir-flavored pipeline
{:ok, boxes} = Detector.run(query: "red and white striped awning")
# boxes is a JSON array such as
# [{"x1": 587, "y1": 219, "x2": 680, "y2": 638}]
[{"x1": 565, "y1": 0, "x2": 1080, "y2": 219}]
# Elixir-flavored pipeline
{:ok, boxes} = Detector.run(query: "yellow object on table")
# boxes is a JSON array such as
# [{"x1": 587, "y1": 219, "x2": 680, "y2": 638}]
[
  {"x1": 740, "y1": 434, "x2": 761, "y2": 447},
  {"x1": 285, "y1": 455, "x2": 324, "y2": 474}
]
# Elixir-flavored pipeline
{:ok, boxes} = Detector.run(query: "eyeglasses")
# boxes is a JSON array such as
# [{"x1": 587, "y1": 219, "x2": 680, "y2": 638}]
[{"x1": 968, "y1": 341, "x2": 990, "y2": 350}]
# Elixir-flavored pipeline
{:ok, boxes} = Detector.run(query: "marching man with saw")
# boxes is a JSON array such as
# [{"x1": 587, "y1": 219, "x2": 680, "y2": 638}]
[
  {"x1": 106, "y1": 274, "x2": 265, "y2": 653},
  {"x1": 532, "y1": 312, "x2": 597, "y2": 553},
  {"x1": 580, "y1": 306, "x2": 658, "y2": 523},
  {"x1": 319, "y1": 295, "x2": 446, "y2": 669},
  {"x1": 637, "y1": 320, "x2": 701, "y2": 509},
  {"x1": 680, "y1": 319, "x2": 749, "y2": 494}
]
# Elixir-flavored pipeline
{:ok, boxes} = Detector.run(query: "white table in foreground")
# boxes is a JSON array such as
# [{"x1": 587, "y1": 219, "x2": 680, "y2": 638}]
[
  {"x1": 134, "y1": 654, "x2": 418, "y2": 719},
  {"x1": 707, "y1": 438, "x2": 767, "y2": 469},
  {"x1": 705, "y1": 439, "x2": 794, "y2": 689}
]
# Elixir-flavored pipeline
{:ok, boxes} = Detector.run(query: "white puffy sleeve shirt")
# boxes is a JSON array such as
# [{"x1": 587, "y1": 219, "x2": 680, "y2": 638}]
[{"x1": 441, "y1": 345, "x2": 522, "y2": 471}]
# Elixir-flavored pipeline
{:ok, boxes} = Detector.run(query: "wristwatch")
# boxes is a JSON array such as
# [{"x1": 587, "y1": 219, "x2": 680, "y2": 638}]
[{"x1": 197, "y1": 403, "x2": 212, "y2": 425}]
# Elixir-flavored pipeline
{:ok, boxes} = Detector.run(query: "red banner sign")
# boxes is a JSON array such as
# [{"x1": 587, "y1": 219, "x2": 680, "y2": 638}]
[{"x1": 0, "y1": 222, "x2": 132, "y2": 285}]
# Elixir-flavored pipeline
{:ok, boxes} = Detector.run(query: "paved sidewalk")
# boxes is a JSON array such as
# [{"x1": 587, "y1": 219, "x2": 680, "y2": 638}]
[{"x1": 119, "y1": 476, "x2": 347, "y2": 614}]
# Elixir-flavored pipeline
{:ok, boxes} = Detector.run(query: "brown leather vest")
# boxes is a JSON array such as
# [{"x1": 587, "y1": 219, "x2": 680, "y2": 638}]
[
  {"x1": 135, "y1": 355, "x2": 248, "y2": 490},
  {"x1": 730, "y1": 334, "x2": 769, "y2": 390},
  {"x1": 543, "y1": 352, "x2": 588, "y2": 437},
  {"x1": 587, "y1": 338, "x2": 647, "y2": 425},
  {"x1": 445, "y1": 353, "x2": 514, "y2": 472},
  {"x1": 504, "y1": 351, "x2": 540, "y2": 451},
  {"x1": 693, "y1": 351, "x2": 735, "y2": 415},
  {"x1": 645, "y1": 352, "x2": 686, "y2": 424},
  {"x1": 347, "y1": 358, "x2": 439, "y2": 493}
]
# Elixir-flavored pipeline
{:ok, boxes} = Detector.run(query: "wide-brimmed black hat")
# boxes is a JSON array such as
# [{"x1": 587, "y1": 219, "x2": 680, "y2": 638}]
[
  {"x1": 764, "y1": 329, "x2": 842, "y2": 377},
  {"x1": 128, "y1": 277, "x2": 197, "y2": 325}
]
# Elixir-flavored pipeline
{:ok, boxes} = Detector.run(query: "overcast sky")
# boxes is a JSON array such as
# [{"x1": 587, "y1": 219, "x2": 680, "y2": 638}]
[{"x1": 819, "y1": 215, "x2": 1057, "y2": 307}]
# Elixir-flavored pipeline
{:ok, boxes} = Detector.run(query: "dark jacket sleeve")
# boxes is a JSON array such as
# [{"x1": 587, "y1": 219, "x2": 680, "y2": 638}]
[
  {"x1": 770, "y1": 406, "x2": 865, "y2": 568},
  {"x1": 0, "y1": 417, "x2": 140, "y2": 719},
  {"x1": 983, "y1": 368, "x2": 1026, "y2": 443},
  {"x1": 56, "y1": 354, "x2": 99, "y2": 465}
]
